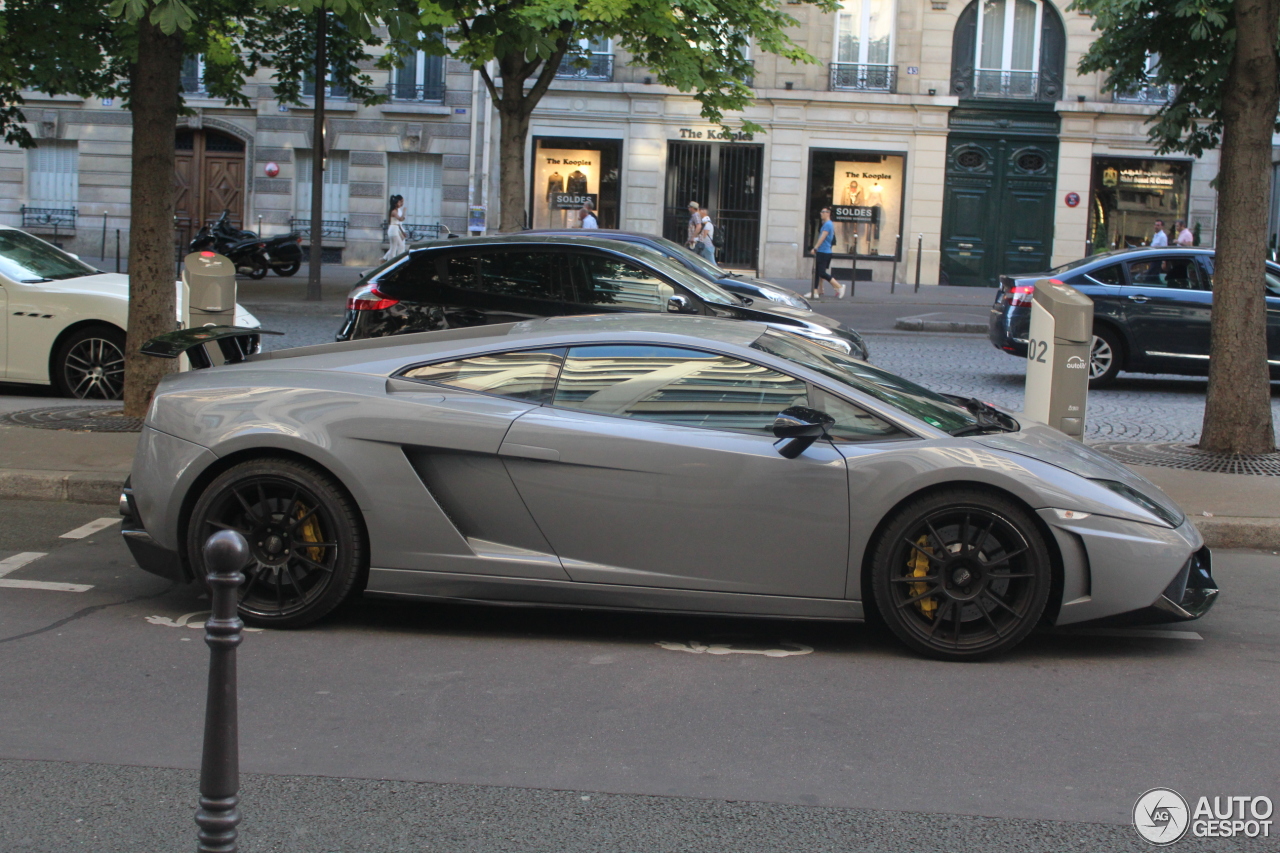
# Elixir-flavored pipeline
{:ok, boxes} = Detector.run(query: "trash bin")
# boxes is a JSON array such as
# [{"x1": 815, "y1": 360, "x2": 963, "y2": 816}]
[
  {"x1": 1023, "y1": 279, "x2": 1093, "y2": 440},
  {"x1": 182, "y1": 250, "x2": 237, "y2": 328}
]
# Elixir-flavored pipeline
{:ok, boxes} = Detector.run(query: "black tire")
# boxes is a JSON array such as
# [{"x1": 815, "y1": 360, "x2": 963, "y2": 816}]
[
  {"x1": 870, "y1": 489, "x2": 1052, "y2": 661},
  {"x1": 246, "y1": 256, "x2": 269, "y2": 280},
  {"x1": 52, "y1": 325, "x2": 126, "y2": 400},
  {"x1": 1088, "y1": 326, "x2": 1123, "y2": 388},
  {"x1": 186, "y1": 459, "x2": 365, "y2": 628},
  {"x1": 272, "y1": 261, "x2": 300, "y2": 277}
]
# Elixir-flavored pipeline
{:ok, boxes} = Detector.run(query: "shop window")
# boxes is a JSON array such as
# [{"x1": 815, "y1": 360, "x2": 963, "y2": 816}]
[
  {"x1": 530, "y1": 137, "x2": 621, "y2": 229},
  {"x1": 831, "y1": 0, "x2": 895, "y2": 92},
  {"x1": 805, "y1": 149, "x2": 906, "y2": 259},
  {"x1": 1088, "y1": 158, "x2": 1191, "y2": 251}
]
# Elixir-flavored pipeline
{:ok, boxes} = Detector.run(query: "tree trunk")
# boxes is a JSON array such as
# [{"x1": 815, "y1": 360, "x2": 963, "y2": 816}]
[
  {"x1": 496, "y1": 94, "x2": 530, "y2": 233},
  {"x1": 122, "y1": 16, "x2": 185, "y2": 418},
  {"x1": 1200, "y1": 0, "x2": 1280, "y2": 454}
]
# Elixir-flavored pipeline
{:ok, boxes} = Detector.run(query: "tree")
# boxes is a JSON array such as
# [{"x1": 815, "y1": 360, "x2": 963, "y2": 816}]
[
  {"x1": 1073, "y1": 0, "x2": 1279, "y2": 454},
  {"x1": 0, "y1": 0, "x2": 397, "y2": 415},
  {"x1": 406, "y1": 0, "x2": 836, "y2": 232}
]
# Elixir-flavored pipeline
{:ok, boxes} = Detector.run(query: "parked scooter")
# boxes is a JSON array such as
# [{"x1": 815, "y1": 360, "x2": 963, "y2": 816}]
[
  {"x1": 189, "y1": 224, "x2": 270, "y2": 279},
  {"x1": 207, "y1": 210, "x2": 305, "y2": 277}
]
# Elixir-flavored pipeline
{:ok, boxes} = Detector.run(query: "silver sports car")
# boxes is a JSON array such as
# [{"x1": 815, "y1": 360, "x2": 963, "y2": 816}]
[{"x1": 121, "y1": 315, "x2": 1216, "y2": 660}]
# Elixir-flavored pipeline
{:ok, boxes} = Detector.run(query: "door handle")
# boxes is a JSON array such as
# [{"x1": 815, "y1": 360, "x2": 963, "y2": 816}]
[{"x1": 1127, "y1": 295, "x2": 1149, "y2": 304}]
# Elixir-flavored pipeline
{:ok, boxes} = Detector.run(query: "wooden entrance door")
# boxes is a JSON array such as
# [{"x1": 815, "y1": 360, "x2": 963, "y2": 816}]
[
  {"x1": 940, "y1": 131, "x2": 1058, "y2": 287},
  {"x1": 174, "y1": 129, "x2": 246, "y2": 236}
]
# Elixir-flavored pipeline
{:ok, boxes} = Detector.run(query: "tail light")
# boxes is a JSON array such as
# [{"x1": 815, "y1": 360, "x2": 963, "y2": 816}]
[
  {"x1": 1000, "y1": 278, "x2": 1062, "y2": 308},
  {"x1": 295, "y1": 236, "x2": 303, "y2": 245},
  {"x1": 346, "y1": 286, "x2": 399, "y2": 311}
]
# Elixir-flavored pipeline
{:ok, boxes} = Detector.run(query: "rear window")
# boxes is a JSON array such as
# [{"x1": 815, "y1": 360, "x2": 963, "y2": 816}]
[{"x1": 372, "y1": 251, "x2": 441, "y2": 300}]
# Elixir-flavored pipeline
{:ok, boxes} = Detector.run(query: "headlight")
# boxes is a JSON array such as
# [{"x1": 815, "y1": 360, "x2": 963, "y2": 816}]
[
  {"x1": 1090, "y1": 479, "x2": 1185, "y2": 528},
  {"x1": 783, "y1": 327, "x2": 854, "y2": 355},
  {"x1": 768, "y1": 291, "x2": 811, "y2": 311}
]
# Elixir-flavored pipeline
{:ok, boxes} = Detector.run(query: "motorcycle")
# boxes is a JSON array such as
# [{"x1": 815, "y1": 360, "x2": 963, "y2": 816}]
[
  {"x1": 207, "y1": 211, "x2": 304, "y2": 277},
  {"x1": 189, "y1": 223, "x2": 270, "y2": 279}
]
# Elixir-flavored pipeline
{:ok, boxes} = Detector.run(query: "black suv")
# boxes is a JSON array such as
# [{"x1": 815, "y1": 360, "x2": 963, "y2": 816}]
[
  {"x1": 988, "y1": 247, "x2": 1280, "y2": 385},
  {"x1": 337, "y1": 235, "x2": 869, "y2": 359}
]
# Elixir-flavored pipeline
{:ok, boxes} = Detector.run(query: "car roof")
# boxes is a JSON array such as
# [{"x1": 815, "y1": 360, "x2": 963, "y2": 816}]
[{"x1": 410, "y1": 233, "x2": 662, "y2": 252}]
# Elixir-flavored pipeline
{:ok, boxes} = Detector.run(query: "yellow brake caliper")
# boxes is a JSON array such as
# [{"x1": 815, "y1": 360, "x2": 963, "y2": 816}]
[
  {"x1": 908, "y1": 535, "x2": 938, "y2": 618},
  {"x1": 296, "y1": 505, "x2": 324, "y2": 564}
]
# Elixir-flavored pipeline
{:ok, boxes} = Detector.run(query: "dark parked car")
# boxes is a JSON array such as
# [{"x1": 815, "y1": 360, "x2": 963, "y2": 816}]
[
  {"x1": 521, "y1": 229, "x2": 813, "y2": 311},
  {"x1": 988, "y1": 247, "x2": 1280, "y2": 386},
  {"x1": 338, "y1": 235, "x2": 869, "y2": 359}
]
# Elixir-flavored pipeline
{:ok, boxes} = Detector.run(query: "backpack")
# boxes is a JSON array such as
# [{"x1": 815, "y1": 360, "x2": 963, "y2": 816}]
[{"x1": 711, "y1": 223, "x2": 725, "y2": 250}]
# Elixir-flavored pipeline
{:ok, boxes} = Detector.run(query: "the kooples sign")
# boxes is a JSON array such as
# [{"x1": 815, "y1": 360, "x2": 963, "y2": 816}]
[{"x1": 678, "y1": 127, "x2": 755, "y2": 142}]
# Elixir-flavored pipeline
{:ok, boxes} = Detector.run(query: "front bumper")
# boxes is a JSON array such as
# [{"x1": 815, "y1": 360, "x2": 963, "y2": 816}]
[
  {"x1": 1146, "y1": 546, "x2": 1218, "y2": 622},
  {"x1": 119, "y1": 477, "x2": 189, "y2": 583}
]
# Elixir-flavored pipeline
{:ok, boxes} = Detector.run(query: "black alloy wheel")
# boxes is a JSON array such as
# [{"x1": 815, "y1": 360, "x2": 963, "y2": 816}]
[
  {"x1": 273, "y1": 261, "x2": 300, "y2": 277},
  {"x1": 1088, "y1": 326, "x2": 1123, "y2": 387},
  {"x1": 871, "y1": 490, "x2": 1051, "y2": 660},
  {"x1": 53, "y1": 325, "x2": 126, "y2": 400},
  {"x1": 187, "y1": 459, "x2": 365, "y2": 628}
]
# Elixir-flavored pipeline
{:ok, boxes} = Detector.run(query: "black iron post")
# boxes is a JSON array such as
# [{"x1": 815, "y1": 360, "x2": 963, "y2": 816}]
[
  {"x1": 913, "y1": 233, "x2": 923, "y2": 294},
  {"x1": 849, "y1": 234, "x2": 857, "y2": 299},
  {"x1": 100, "y1": 212, "x2": 107, "y2": 264},
  {"x1": 890, "y1": 235, "x2": 900, "y2": 294},
  {"x1": 115, "y1": 230, "x2": 121, "y2": 273},
  {"x1": 194, "y1": 530, "x2": 250, "y2": 853},
  {"x1": 306, "y1": 4, "x2": 328, "y2": 302},
  {"x1": 810, "y1": 250, "x2": 819, "y2": 298}
]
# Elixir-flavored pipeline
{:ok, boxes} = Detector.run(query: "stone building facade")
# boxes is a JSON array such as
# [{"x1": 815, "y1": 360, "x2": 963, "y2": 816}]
[{"x1": 0, "y1": 0, "x2": 1221, "y2": 284}]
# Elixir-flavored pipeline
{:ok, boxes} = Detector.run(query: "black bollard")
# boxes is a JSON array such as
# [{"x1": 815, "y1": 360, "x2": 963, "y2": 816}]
[
  {"x1": 195, "y1": 530, "x2": 250, "y2": 853},
  {"x1": 914, "y1": 233, "x2": 923, "y2": 294}
]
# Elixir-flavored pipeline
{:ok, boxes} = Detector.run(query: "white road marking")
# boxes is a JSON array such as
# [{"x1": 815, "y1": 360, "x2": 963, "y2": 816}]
[
  {"x1": 145, "y1": 611, "x2": 264, "y2": 632},
  {"x1": 1058, "y1": 627, "x2": 1203, "y2": 641},
  {"x1": 60, "y1": 518, "x2": 121, "y2": 539},
  {"x1": 656, "y1": 640, "x2": 814, "y2": 657},
  {"x1": 0, "y1": 579, "x2": 93, "y2": 592},
  {"x1": 0, "y1": 552, "x2": 46, "y2": 578}
]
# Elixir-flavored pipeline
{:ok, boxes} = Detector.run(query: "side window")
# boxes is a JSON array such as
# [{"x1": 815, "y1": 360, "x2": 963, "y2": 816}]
[
  {"x1": 1267, "y1": 269, "x2": 1280, "y2": 297},
  {"x1": 372, "y1": 251, "x2": 440, "y2": 301},
  {"x1": 476, "y1": 252, "x2": 563, "y2": 301},
  {"x1": 810, "y1": 387, "x2": 905, "y2": 441},
  {"x1": 444, "y1": 253, "x2": 480, "y2": 291},
  {"x1": 553, "y1": 344, "x2": 807, "y2": 432},
  {"x1": 1125, "y1": 257, "x2": 1201, "y2": 290},
  {"x1": 577, "y1": 255, "x2": 675, "y2": 312},
  {"x1": 1083, "y1": 263, "x2": 1123, "y2": 286},
  {"x1": 1199, "y1": 255, "x2": 1215, "y2": 290},
  {"x1": 399, "y1": 348, "x2": 566, "y2": 403}
]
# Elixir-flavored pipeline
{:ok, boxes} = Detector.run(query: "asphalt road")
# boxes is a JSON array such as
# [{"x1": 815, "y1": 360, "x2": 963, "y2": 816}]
[{"x1": 1, "y1": 500, "x2": 1276, "y2": 851}]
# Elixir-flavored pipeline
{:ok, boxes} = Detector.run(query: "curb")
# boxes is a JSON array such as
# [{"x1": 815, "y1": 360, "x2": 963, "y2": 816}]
[
  {"x1": 1192, "y1": 517, "x2": 1280, "y2": 551},
  {"x1": 0, "y1": 469, "x2": 124, "y2": 505},
  {"x1": 894, "y1": 318, "x2": 988, "y2": 333}
]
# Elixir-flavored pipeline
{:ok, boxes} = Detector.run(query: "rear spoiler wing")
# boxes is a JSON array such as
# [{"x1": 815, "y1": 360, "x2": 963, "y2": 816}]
[{"x1": 141, "y1": 326, "x2": 283, "y2": 369}]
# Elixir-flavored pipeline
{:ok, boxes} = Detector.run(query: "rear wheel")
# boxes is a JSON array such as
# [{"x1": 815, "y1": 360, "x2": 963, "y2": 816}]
[
  {"x1": 870, "y1": 489, "x2": 1051, "y2": 661},
  {"x1": 272, "y1": 261, "x2": 300, "y2": 277},
  {"x1": 186, "y1": 459, "x2": 365, "y2": 628},
  {"x1": 1088, "y1": 326, "x2": 1123, "y2": 387},
  {"x1": 53, "y1": 325, "x2": 126, "y2": 399}
]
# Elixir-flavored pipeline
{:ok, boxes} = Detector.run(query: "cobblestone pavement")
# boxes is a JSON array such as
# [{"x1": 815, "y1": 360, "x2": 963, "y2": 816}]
[{"x1": 250, "y1": 309, "x2": 1280, "y2": 444}]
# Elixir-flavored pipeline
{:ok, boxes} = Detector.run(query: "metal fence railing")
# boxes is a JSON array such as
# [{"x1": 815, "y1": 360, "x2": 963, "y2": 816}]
[
  {"x1": 829, "y1": 63, "x2": 897, "y2": 93},
  {"x1": 21, "y1": 205, "x2": 77, "y2": 237},
  {"x1": 972, "y1": 70, "x2": 1040, "y2": 100},
  {"x1": 383, "y1": 219, "x2": 447, "y2": 245},
  {"x1": 555, "y1": 53, "x2": 615, "y2": 82},
  {"x1": 289, "y1": 218, "x2": 348, "y2": 244},
  {"x1": 1114, "y1": 82, "x2": 1177, "y2": 105},
  {"x1": 387, "y1": 82, "x2": 447, "y2": 102}
]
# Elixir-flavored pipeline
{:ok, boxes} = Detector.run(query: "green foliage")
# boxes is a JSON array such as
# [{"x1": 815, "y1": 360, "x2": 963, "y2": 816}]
[{"x1": 1070, "y1": 0, "x2": 1277, "y2": 156}]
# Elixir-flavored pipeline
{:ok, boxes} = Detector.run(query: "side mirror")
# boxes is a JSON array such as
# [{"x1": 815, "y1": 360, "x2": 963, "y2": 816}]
[
  {"x1": 666, "y1": 294, "x2": 695, "y2": 314},
  {"x1": 772, "y1": 406, "x2": 835, "y2": 458}
]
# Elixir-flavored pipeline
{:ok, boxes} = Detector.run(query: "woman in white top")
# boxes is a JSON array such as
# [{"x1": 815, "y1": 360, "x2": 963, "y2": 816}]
[{"x1": 383, "y1": 194, "x2": 407, "y2": 260}]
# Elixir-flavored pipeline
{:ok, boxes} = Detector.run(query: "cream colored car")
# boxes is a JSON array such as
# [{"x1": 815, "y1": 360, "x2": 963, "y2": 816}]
[{"x1": 0, "y1": 225, "x2": 258, "y2": 399}]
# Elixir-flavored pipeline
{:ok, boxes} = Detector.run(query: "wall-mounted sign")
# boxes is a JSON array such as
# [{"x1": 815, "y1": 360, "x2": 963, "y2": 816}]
[
  {"x1": 263, "y1": 162, "x2": 280, "y2": 178},
  {"x1": 468, "y1": 205, "x2": 486, "y2": 232},
  {"x1": 832, "y1": 205, "x2": 880, "y2": 224},
  {"x1": 906, "y1": 67, "x2": 919, "y2": 75},
  {"x1": 1064, "y1": 191, "x2": 1080, "y2": 207},
  {"x1": 551, "y1": 192, "x2": 598, "y2": 211},
  {"x1": 677, "y1": 127, "x2": 754, "y2": 142}
]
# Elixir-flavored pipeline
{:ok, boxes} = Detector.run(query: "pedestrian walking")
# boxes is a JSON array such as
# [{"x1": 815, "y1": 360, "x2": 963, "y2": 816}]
[
  {"x1": 579, "y1": 200, "x2": 598, "y2": 229},
  {"x1": 810, "y1": 207, "x2": 842, "y2": 299},
  {"x1": 695, "y1": 208, "x2": 716, "y2": 263},
  {"x1": 1175, "y1": 220, "x2": 1194, "y2": 247},
  {"x1": 383, "y1": 194, "x2": 407, "y2": 260},
  {"x1": 686, "y1": 201, "x2": 702, "y2": 249},
  {"x1": 1150, "y1": 219, "x2": 1168, "y2": 247}
]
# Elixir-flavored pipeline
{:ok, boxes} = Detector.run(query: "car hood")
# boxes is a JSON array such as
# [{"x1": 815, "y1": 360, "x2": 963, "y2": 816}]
[
  {"x1": 974, "y1": 425, "x2": 1185, "y2": 517},
  {"x1": 716, "y1": 299, "x2": 842, "y2": 332}
]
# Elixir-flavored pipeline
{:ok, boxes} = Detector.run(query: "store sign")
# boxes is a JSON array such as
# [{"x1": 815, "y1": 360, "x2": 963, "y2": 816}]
[
  {"x1": 832, "y1": 205, "x2": 880, "y2": 224},
  {"x1": 551, "y1": 192, "x2": 599, "y2": 210},
  {"x1": 1116, "y1": 169, "x2": 1177, "y2": 189},
  {"x1": 677, "y1": 127, "x2": 754, "y2": 142}
]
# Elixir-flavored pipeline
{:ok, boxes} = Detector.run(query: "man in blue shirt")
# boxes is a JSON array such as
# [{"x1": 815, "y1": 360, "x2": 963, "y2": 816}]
[{"x1": 810, "y1": 207, "x2": 843, "y2": 299}]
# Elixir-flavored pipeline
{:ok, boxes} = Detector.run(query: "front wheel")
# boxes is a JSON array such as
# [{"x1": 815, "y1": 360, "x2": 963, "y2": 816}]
[
  {"x1": 870, "y1": 489, "x2": 1052, "y2": 661},
  {"x1": 272, "y1": 261, "x2": 300, "y2": 277},
  {"x1": 186, "y1": 459, "x2": 366, "y2": 628},
  {"x1": 53, "y1": 325, "x2": 126, "y2": 399}
]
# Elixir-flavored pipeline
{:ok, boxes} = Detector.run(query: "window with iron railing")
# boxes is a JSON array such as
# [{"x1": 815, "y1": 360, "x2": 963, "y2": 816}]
[
  {"x1": 556, "y1": 38, "x2": 614, "y2": 81},
  {"x1": 181, "y1": 55, "x2": 206, "y2": 95},
  {"x1": 973, "y1": 69, "x2": 1039, "y2": 99},
  {"x1": 390, "y1": 49, "x2": 446, "y2": 101},
  {"x1": 1113, "y1": 54, "x2": 1175, "y2": 104},
  {"x1": 833, "y1": 0, "x2": 894, "y2": 91},
  {"x1": 302, "y1": 69, "x2": 348, "y2": 100},
  {"x1": 973, "y1": 0, "x2": 1041, "y2": 99}
]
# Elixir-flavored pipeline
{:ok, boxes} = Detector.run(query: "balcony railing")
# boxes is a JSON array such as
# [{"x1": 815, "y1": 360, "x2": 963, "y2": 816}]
[
  {"x1": 829, "y1": 63, "x2": 897, "y2": 93},
  {"x1": 1114, "y1": 81, "x2": 1177, "y2": 105},
  {"x1": 387, "y1": 82, "x2": 446, "y2": 103},
  {"x1": 21, "y1": 205, "x2": 77, "y2": 234},
  {"x1": 555, "y1": 52, "x2": 614, "y2": 82},
  {"x1": 972, "y1": 69, "x2": 1039, "y2": 100}
]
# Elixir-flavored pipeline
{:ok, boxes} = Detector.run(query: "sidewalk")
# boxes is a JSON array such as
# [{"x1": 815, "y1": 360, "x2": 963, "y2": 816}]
[
  {"x1": 0, "y1": 411, "x2": 1275, "y2": 550},
  {"x1": 766, "y1": 279, "x2": 993, "y2": 333}
]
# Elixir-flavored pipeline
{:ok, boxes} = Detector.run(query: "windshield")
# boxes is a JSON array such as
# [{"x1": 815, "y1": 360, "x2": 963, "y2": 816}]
[
  {"x1": 752, "y1": 329, "x2": 980, "y2": 433},
  {"x1": 0, "y1": 229, "x2": 98, "y2": 282},
  {"x1": 651, "y1": 235, "x2": 731, "y2": 279},
  {"x1": 615, "y1": 242, "x2": 739, "y2": 306}
]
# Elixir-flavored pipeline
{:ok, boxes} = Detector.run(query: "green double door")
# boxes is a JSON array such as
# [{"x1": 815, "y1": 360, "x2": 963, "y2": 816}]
[{"x1": 940, "y1": 130, "x2": 1059, "y2": 288}]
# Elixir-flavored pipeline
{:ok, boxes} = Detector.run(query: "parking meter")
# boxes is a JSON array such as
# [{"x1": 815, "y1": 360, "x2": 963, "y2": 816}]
[
  {"x1": 1023, "y1": 279, "x2": 1093, "y2": 440},
  {"x1": 182, "y1": 251, "x2": 237, "y2": 327}
]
